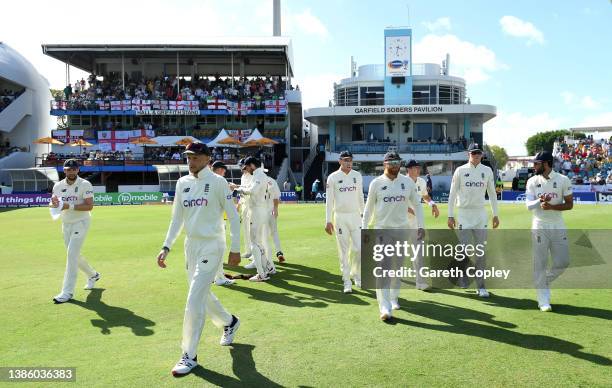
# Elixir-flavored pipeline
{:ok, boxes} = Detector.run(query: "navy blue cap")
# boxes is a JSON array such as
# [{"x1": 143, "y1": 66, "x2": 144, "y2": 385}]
[
  {"x1": 243, "y1": 156, "x2": 261, "y2": 167},
  {"x1": 63, "y1": 159, "x2": 80, "y2": 168},
  {"x1": 183, "y1": 142, "x2": 211, "y2": 155},
  {"x1": 467, "y1": 143, "x2": 482, "y2": 153},
  {"x1": 211, "y1": 161, "x2": 227, "y2": 170},
  {"x1": 405, "y1": 159, "x2": 420, "y2": 168},
  {"x1": 534, "y1": 151, "x2": 554, "y2": 164},
  {"x1": 339, "y1": 150, "x2": 353, "y2": 159},
  {"x1": 383, "y1": 151, "x2": 402, "y2": 162}
]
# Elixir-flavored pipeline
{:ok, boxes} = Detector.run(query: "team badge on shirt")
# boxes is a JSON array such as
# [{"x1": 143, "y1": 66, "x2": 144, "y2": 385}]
[
  {"x1": 353, "y1": 177, "x2": 357, "y2": 184},
  {"x1": 481, "y1": 173, "x2": 485, "y2": 179},
  {"x1": 401, "y1": 183, "x2": 405, "y2": 190},
  {"x1": 553, "y1": 182, "x2": 557, "y2": 189},
  {"x1": 204, "y1": 184, "x2": 210, "y2": 193}
]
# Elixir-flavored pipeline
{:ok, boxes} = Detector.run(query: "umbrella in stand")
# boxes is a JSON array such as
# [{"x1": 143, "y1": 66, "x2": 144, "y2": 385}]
[
  {"x1": 33, "y1": 136, "x2": 64, "y2": 154},
  {"x1": 175, "y1": 137, "x2": 196, "y2": 146},
  {"x1": 69, "y1": 138, "x2": 94, "y2": 155},
  {"x1": 218, "y1": 136, "x2": 243, "y2": 147},
  {"x1": 129, "y1": 136, "x2": 158, "y2": 145}
]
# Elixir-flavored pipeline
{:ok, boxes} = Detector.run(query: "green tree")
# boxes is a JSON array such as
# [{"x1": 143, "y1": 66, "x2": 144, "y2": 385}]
[
  {"x1": 488, "y1": 145, "x2": 509, "y2": 169},
  {"x1": 525, "y1": 129, "x2": 570, "y2": 155}
]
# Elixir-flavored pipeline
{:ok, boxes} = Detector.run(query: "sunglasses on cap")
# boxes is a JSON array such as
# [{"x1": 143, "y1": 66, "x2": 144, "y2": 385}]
[{"x1": 385, "y1": 160, "x2": 402, "y2": 167}]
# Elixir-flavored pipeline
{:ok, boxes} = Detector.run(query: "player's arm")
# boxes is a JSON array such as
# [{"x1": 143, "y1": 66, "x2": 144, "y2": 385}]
[
  {"x1": 158, "y1": 181, "x2": 184, "y2": 267},
  {"x1": 447, "y1": 170, "x2": 459, "y2": 228},
  {"x1": 325, "y1": 175, "x2": 335, "y2": 235},
  {"x1": 49, "y1": 182, "x2": 61, "y2": 208},
  {"x1": 271, "y1": 180, "x2": 281, "y2": 217},
  {"x1": 409, "y1": 184, "x2": 426, "y2": 240},
  {"x1": 525, "y1": 179, "x2": 541, "y2": 211},
  {"x1": 486, "y1": 171, "x2": 500, "y2": 228},
  {"x1": 221, "y1": 181, "x2": 242, "y2": 265},
  {"x1": 361, "y1": 180, "x2": 376, "y2": 230},
  {"x1": 357, "y1": 175, "x2": 365, "y2": 215},
  {"x1": 421, "y1": 192, "x2": 440, "y2": 218}
]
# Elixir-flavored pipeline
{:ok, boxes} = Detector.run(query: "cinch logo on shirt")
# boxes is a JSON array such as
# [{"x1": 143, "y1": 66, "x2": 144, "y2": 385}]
[
  {"x1": 61, "y1": 196, "x2": 78, "y2": 202},
  {"x1": 183, "y1": 197, "x2": 209, "y2": 207},
  {"x1": 465, "y1": 181, "x2": 485, "y2": 187},
  {"x1": 339, "y1": 186, "x2": 357, "y2": 192},
  {"x1": 383, "y1": 195, "x2": 406, "y2": 202},
  {"x1": 536, "y1": 192, "x2": 559, "y2": 199}
]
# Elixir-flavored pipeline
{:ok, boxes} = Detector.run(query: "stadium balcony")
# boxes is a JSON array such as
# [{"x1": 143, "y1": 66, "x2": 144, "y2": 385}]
[{"x1": 335, "y1": 141, "x2": 466, "y2": 154}]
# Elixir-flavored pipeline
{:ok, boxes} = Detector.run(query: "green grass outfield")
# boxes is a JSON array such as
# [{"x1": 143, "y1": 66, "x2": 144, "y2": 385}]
[{"x1": 0, "y1": 203, "x2": 611, "y2": 387}]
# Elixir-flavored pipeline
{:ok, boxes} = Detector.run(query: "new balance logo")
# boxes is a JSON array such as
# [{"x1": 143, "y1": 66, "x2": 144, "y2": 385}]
[{"x1": 183, "y1": 187, "x2": 191, "y2": 193}]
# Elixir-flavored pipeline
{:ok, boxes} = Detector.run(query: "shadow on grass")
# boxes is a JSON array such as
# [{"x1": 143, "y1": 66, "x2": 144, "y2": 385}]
[
  {"x1": 191, "y1": 343, "x2": 281, "y2": 387},
  {"x1": 389, "y1": 297, "x2": 612, "y2": 366},
  {"x1": 434, "y1": 288, "x2": 612, "y2": 321},
  {"x1": 228, "y1": 262, "x2": 371, "y2": 308},
  {"x1": 69, "y1": 288, "x2": 155, "y2": 336}
]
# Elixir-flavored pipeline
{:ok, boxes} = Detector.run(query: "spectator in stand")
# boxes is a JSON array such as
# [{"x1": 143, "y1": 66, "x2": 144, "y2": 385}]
[{"x1": 171, "y1": 151, "x2": 181, "y2": 160}]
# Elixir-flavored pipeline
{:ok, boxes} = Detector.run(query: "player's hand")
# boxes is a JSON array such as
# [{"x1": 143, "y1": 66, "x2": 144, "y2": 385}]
[
  {"x1": 408, "y1": 208, "x2": 415, "y2": 216},
  {"x1": 541, "y1": 201, "x2": 554, "y2": 210},
  {"x1": 492, "y1": 216, "x2": 500, "y2": 229},
  {"x1": 272, "y1": 208, "x2": 278, "y2": 218},
  {"x1": 229, "y1": 183, "x2": 239, "y2": 191},
  {"x1": 157, "y1": 249, "x2": 168, "y2": 268},
  {"x1": 539, "y1": 193, "x2": 552, "y2": 203},
  {"x1": 325, "y1": 222, "x2": 334, "y2": 235},
  {"x1": 50, "y1": 195, "x2": 59, "y2": 208},
  {"x1": 432, "y1": 204, "x2": 440, "y2": 218},
  {"x1": 227, "y1": 252, "x2": 241, "y2": 266},
  {"x1": 417, "y1": 228, "x2": 425, "y2": 241},
  {"x1": 447, "y1": 217, "x2": 456, "y2": 229}
]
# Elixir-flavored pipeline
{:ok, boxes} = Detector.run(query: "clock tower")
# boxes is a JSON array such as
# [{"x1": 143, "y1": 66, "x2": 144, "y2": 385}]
[{"x1": 384, "y1": 27, "x2": 412, "y2": 105}]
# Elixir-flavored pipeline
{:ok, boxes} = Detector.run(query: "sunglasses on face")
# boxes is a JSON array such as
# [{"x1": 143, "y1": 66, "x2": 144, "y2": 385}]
[{"x1": 385, "y1": 160, "x2": 402, "y2": 167}]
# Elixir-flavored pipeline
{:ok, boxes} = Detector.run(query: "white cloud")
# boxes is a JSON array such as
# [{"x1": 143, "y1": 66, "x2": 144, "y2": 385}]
[
  {"x1": 500, "y1": 15, "x2": 545, "y2": 45},
  {"x1": 577, "y1": 112, "x2": 612, "y2": 128},
  {"x1": 560, "y1": 91, "x2": 574, "y2": 104},
  {"x1": 580, "y1": 96, "x2": 600, "y2": 109},
  {"x1": 295, "y1": 73, "x2": 343, "y2": 110},
  {"x1": 422, "y1": 17, "x2": 451, "y2": 32},
  {"x1": 292, "y1": 9, "x2": 329, "y2": 38},
  {"x1": 484, "y1": 111, "x2": 564, "y2": 155},
  {"x1": 413, "y1": 34, "x2": 507, "y2": 84}
]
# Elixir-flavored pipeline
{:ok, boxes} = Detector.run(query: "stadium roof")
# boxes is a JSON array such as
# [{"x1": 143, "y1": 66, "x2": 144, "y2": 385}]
[{"x1": 41, "y1": 37, "x2": 294, "y2": 77}]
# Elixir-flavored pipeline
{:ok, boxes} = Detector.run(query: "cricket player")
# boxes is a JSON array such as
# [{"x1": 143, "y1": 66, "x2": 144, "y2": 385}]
[
  {"x1": 447, "y1": 143, "x2": 500, "y2": 297},
  {"x1": 525, "y1": 151, "x2": 573, "y2": 312},
  {"x1": 325, "y1": 150, "x2": 365, "y2": 293},
  {"x1": 156, "y1": 142, "x2": 241, "y2": 376},
  {"x1": 264, "y1": 174, "x2": 285, "y2": 263},
  {"x1": 230, "y1": 156, "x2": 275, "y2": 281},
  {"x1": 405, "y1": 160, "x2": 439, "y2": 290},
  {"x1": 50, "y1": 159, "x2": 100, "y2": 304},
  {"x1": 211, "y1": 161, "x2": 235, "y2": 286},
  {"x1": 237, "y1": 158, "x2": 253, "y2": 260},
  {"x1": 362, "y1": 151, "x2": 425, "y2": 321}
]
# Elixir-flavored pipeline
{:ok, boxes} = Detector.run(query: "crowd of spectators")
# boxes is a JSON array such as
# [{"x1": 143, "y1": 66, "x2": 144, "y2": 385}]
[
  {"x1": 56, "y1": 73, "x2": 287, "y2": 111},
  {"x1": 553, "y1": 135, "x2": 612, "y2": 186}
]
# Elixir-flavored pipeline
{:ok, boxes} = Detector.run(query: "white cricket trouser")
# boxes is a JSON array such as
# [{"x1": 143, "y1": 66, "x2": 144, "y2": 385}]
[
  {"x1": 182, "y1": 237, "x2": 233, "y2": 359},
  {"x1": 374, "y1": 230, "x2": 411, "y2": 314},
  {"x1": 60, "y1": 219, "x2": 96, "y2": 295},
  {"x1": 241, "y1": 205, "x2": 252, "y2": 254},
  {"x1": 334, "y1": 212, "x2": 362, "y2": 283},
  {"x1": 455, "y1": 208, "x2": 488, "y2": 289},
  {"x1": 250, "y1": 207, "x2": 275, "y2": 276},
  {"x1": 265, "y1": 210, "x2": 282, "y2": 254},
  {"x1": 531, "y1": 226, "x2": 570, "y2": 306}
]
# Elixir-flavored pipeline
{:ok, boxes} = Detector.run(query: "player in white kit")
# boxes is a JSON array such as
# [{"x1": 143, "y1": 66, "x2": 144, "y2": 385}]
[
  {"x1": 230, "y1": 156, "x2": 275, "y2": 281},
  {"x1": 211, "y1": 161, "x2": 235, "y2": 286},
  {"x1": 264, "y1": 174, "x2": 285, "y2": 264},
  {"x1": 362, "y1": 152, "x2": 425, "y2": 321},
  {"x1": 405, "y1": 160, "x2": 439, "y2": 290},
  {"x1": 50, "y1": 159, "x2": 100, "y2": 304},
  {"x1": 325, "y1": 150, "x2": 365, "y2": 293},
  {"x1": 525, "y1": 151, "x2": 573, "y2": 312},
  {"x1": 156, "y1": 142, "x2": 241, "y2": 376},
  {"x1": 238, "y1": 158, "x2": 253, "y2": 260},
  {"x1": 447, "y1": 143, "x2": 500, "y2": 297}
]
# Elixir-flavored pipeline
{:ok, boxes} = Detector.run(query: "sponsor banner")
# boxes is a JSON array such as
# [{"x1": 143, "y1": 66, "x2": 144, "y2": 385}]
[
  {"x1": 431, "y1": 191, "x2": 449, "y2": 203},
  {"x1": 134, "y1": 110, "x2": 199, "y2": 116},
  {"x1": 94, "y1": 192, "x2": 163, "y2": 205},
  {"x1": 501, "y1": 191, "x2": 597, "y2": 202},
  {"x1": 596, "y1": 192, "x2": 612, "y2": 203},
  {"x1": 0, "y1": 194, "x2": 51, "y2": 207},
  {"x1": 280, "y1": 191, "x2": 297, "y2": 202}
]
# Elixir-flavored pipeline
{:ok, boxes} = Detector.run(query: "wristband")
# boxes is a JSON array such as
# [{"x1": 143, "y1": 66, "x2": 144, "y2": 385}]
[
  {"x1": 162, "y1": 246, "x2": 170, "y2": 253},
  {"x1": 428, "y1": 200, "x2": 436, "y2": 206}
]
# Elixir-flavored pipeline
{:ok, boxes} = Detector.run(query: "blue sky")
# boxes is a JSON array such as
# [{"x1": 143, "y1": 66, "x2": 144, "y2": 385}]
[{"x1": 2, "y1": 0, "x2": 611, "y2": 154}]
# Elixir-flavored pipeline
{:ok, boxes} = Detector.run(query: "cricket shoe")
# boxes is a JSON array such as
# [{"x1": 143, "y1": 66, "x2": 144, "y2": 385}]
[
  {"x1": 53, "y1": 293, "x2": 73, "y2": 304},
  {"x1": 215, "y1": 278, "x2": 235, "y2": 286},
  {"x1": 249, "y1": 274, "x2": 269, "y2": 282},
  {"x1": 391, "y1": 300, "x2": 401, "y2": 310},
  {"x1": 244, "y1": 261, "x2": 256, "y2": 269},
  {"x1": 539, "y1": 304, "x2": 553, "y2": 312},
  {"x1": 476, "y1": 288, "x2": 490, "y2": 298},
  {"x1": 343, "y1": 281, "x2": 352, "y2": 294},
  {"x1": 241, "y1": 252, "x2": 253, "y2": 259},
  {"x1": 276, "y1": 251, "x2": 285, "y2": 263},
  {"x1": 171, "y1": 353, "x2": 197, "y2": 376},
  {"x1": 380, "y1": 309, "x2": 392, "y2": 321},
  {"x1": 353, "y1": 278, "x2": 362, "y2": 289},
  {"x1": 220, "y1": 315, "x2": 240, "y2": 346},
  {"x1": 84, "y1": 272, "x2": 101, "y2": 290}
]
